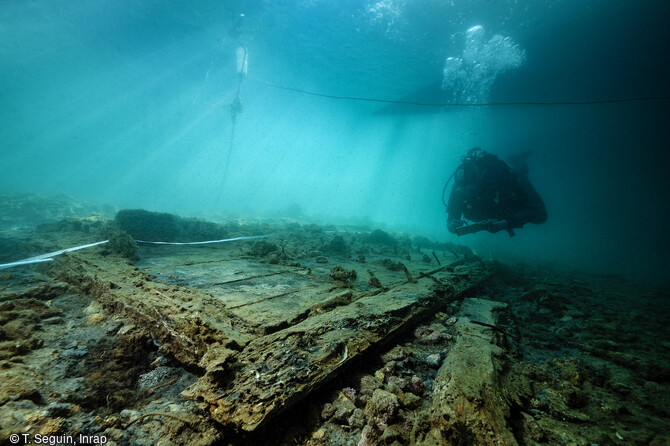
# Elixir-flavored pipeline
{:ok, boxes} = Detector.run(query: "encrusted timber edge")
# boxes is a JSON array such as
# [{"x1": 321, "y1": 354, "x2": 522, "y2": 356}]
[{"x1": 225, "y1": 267, "x2": 493, "y2": 433}]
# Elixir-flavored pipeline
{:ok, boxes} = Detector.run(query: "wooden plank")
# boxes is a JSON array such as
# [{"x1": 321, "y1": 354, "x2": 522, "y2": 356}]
[
  {"x1": 421, "y1": 298, "x2": 530, "y2": 446},
  {"x1": 181, "y1": 265, "x2": 490, "y2": 432}
]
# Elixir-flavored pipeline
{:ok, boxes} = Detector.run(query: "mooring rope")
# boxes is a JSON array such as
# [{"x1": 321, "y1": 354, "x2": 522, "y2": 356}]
[{"x1": 247, "y1": 76, "x2": 670, "y2": 107}]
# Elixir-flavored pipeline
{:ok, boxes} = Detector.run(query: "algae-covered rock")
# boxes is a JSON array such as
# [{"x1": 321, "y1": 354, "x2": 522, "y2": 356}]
[
  {"x1": 3, "y1": 319, "x2": 37, "y2": 340},
  {"x1": 365, "y1": 389, "x2": 399, "y2": 431},
  {"x1": 360, "y1": 375, "x2": 383, "y2": 397},
  {"x1": 329, "y1": 266, "x2": 357, "y2": 285},
  {"x1": 35, "y1": 216, "x2": 102, "y2": 234},
  {"x1": 378, "y1": 425, "x2": 403, "y2": 445},
  {"x1": 367, "y1": 229, "x2": 396, "y2": 246},
  {"x1": 250, "y1": 240, "x2": 279, "y2": 257},
  {"x1": 398, "y1": 391, "x2": 421, "y2": 409},
  {"x1": 323, "y1": 235, "x2": 348, "y2": 255},
  {"x1": 331, "y1": 393, "x2": 356, "y2": 423},
  {"x1": 348, "y1": 408, "x2": 366, "y2": 428},
  {"x1": 0, "y1": 368, "x2": 43, "y2": 405},
  {"x1": 115, "y1": 209, "x2": 227, "y2": 242},
  {"x1": 99, "y1": 225, "x2": 139, "y2": 261},
  {"x1": 115, "y1": 209, "x2": 179, "y2": 241}
]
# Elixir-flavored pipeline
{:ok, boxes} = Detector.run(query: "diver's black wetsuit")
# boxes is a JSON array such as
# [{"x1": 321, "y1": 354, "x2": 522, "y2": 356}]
[{"x1": 446, "y1": 150, "x2": 547, "y2": 236}]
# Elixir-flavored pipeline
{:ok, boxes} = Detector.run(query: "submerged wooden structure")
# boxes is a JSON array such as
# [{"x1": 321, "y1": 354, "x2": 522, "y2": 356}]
[
  {"x1": 62, "y1": 234, "x2": 490, "y2": 433},
  {"x1": 4, "y1": 204, "x2": 670, "y2": 445}
]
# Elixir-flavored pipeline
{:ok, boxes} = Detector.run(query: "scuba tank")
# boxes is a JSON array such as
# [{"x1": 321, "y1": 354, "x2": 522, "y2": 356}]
[{"x1": 442, "y1": 147, "x2": 485, "y2": 207}]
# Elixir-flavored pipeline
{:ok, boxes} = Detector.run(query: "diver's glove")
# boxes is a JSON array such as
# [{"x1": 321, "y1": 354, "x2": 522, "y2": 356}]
[{"x1": 487, "y1": 219, "x2": 515, "y2": 237}]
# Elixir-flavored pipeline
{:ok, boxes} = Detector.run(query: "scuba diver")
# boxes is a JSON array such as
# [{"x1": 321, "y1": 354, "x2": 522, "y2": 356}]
[{"x1": 444, "y1": 147, "x2": 547, "y2": 237}]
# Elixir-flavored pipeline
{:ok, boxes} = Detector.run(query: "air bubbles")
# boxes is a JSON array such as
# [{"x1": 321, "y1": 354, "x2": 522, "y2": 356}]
[{"x1": 441, "y1": 25, "x2": 526, "y2": 104}]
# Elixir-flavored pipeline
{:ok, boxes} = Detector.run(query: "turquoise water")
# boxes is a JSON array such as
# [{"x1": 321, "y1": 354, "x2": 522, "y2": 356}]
[{"x1": 1, "y1": 0, "x2": 669, "y2": 282}]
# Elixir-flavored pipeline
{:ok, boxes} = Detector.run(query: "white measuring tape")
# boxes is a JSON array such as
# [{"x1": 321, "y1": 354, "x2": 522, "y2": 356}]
[
  {"x1": 0, "y1": 240, "x2": 110, "y2": 270},
  {"x1": 0, "y1": 234, "x2": 275, "y2": 270},
  {"x1": 134, "y1": 234, "x2": 274, "y2": 245}
]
